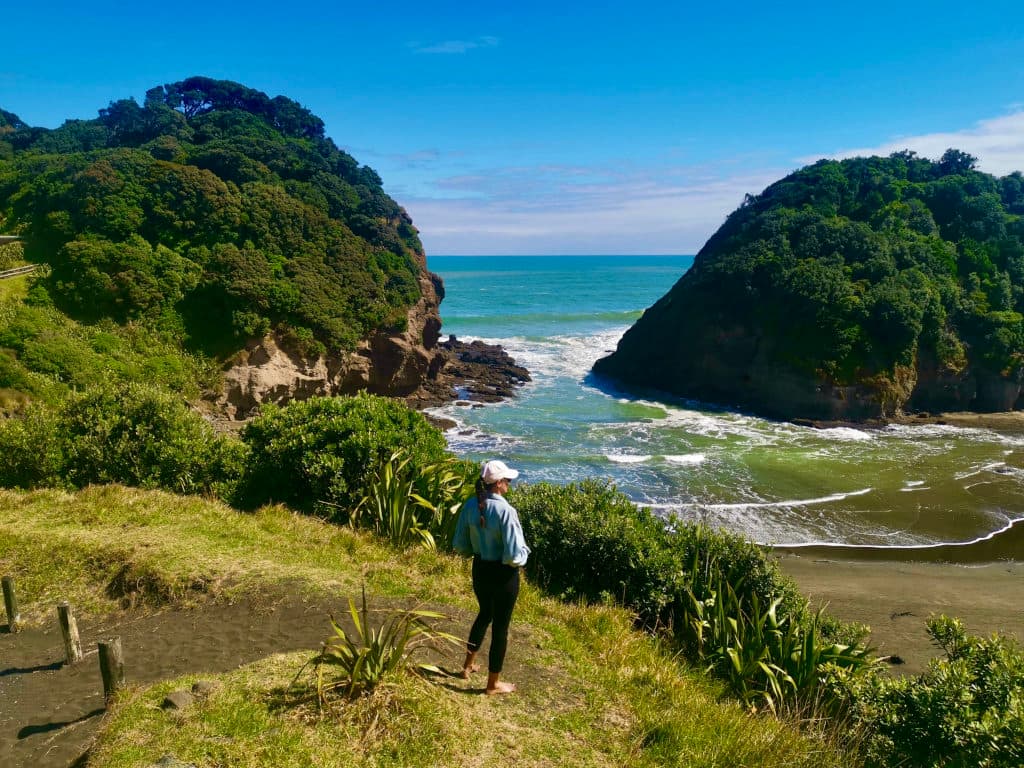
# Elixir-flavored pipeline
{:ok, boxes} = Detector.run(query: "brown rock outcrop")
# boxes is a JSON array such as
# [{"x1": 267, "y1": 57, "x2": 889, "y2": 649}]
[{"x1": 211, "y1": 267, "x2": 529, "y2": 419}]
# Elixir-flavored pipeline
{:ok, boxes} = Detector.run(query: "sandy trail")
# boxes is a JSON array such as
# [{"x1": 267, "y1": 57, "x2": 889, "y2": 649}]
[{"x1": 3, "y1": 558, "x2": 1022, "y2": 767}]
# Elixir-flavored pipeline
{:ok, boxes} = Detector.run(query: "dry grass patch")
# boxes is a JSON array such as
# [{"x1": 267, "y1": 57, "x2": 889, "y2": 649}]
[{"x1": 0, "y1": 485, "x2": 470, "y2": 623}]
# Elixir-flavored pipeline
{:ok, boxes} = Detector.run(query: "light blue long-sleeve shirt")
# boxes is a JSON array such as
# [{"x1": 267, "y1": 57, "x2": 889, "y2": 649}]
[{"x1": 452, "y1": 492, "x2": 530, "y2": 567}]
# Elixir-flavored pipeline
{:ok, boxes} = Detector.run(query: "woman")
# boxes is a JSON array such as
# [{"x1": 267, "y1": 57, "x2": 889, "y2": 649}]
[{"x1": 451, "y1": 459, "x2": 530, "y2": 694}]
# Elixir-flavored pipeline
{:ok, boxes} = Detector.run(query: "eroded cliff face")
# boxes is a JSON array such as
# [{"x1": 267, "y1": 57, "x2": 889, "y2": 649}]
[
  {"x1": 594, "y1": 311, "x2": 1024, "y2": 423},
  {"x1": 213, "y1": 269, "x2": 446, "y2": 419}
]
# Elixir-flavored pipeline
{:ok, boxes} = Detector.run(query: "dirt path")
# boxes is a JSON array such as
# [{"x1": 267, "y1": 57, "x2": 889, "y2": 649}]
[{"x1": 1, "y1": 592, "x2": 481, "y2": 768}]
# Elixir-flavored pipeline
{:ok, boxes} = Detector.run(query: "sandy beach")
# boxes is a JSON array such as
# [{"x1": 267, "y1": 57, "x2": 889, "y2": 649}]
[{"x1": 778, "y1": 553, "x2": 1024, "y2": 675}]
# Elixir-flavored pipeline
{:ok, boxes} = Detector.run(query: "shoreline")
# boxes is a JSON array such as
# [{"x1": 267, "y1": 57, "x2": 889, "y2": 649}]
[
  {"x1": 798, "y1": 409, "x2": 1024, "y2": 433},
  {"x1": 776, "y1": 552, "x2": 1024, "y2": 676}
]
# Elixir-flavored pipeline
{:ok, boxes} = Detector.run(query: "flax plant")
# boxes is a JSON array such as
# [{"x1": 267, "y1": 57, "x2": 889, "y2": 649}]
[
  {"x1": 297, "y1": 584, "x2": 459, "y2": 707},
  {"x1": 354, "y1": 449, "x2": 470, "y2": 550},
  {"x1": 686, "y1": 577, "x2": 874, "y2": 713}
]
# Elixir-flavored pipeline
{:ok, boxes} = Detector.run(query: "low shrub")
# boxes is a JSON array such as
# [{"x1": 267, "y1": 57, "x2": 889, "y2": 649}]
[
  {"x1": 237, "y1": 394, "x2": 449, "y2": 516},
  {"x1": 0, "y1": 382, "x2": 244, "y2": 497},
  {"x1": 831, "y1": 615, "x2": 1024, "y2": 767},
  {"x1": 0, "y1": 401, "x2": 65, "y2": 488},
  {"x1": 511, "y1": 480, "x2": 873, "y2": 711},
  {"x1": 511, "y1": 479, "x2": 685, "y2": 627}
]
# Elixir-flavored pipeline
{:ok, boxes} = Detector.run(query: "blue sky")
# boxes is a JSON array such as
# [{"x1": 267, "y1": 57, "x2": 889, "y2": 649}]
[{"x1": 2, "y1": 1, "x2": 1023, "y2": 254}]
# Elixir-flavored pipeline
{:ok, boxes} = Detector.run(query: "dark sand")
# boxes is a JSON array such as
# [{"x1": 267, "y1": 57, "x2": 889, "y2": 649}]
[
  {"x1": 0, "y1": 592, "x2": 475, "y2": 768},
  {"x1": 778, "y1": 554, "x2": 1024, "y2": 675}
]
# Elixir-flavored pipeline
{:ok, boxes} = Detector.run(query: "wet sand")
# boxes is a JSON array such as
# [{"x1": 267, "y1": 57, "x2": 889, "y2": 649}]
[{"x1": 778, "y1": 553, "x2": 1024, "y2": 675}]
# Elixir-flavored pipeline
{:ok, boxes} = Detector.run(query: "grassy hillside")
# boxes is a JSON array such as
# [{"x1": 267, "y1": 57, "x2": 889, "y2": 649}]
[
  {"x1": 0, "y1": 486, "x2": 851, "y2": 768},
  {"x1": 0, "y1": 77, "x2": 430, "y2": 409}
]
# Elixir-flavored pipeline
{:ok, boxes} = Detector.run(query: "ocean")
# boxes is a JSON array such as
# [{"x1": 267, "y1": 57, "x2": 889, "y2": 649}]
[{"x1": 425, "y1": 255, "x2": 1024, "y2": 562}]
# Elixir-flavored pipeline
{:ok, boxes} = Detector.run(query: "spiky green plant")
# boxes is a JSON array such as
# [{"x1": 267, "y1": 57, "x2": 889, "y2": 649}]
[
  {"x1": 686, "y1": 577, "x2": 874, "y2": 713},
  {"x1": 353, "y1": 449, "x2": 472, "y2": 550},
  {"x1": 299, "y1": 585, "x2": 459, "y2": 706},
  {"x1": 354, "y1": 450, "x2": 436, "y2": 549},
  {"x1": 411, "y1": 456, "x2": 472, "y2": 545}
]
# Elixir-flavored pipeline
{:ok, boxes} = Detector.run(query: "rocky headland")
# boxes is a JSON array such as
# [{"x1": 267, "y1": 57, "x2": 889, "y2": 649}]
[
  {"x1": 212, "y1": 266, "x2": 530, "y2": 421},
  {"x1": 595, "y1": 151, "x2": 1024, "y2": 421}
]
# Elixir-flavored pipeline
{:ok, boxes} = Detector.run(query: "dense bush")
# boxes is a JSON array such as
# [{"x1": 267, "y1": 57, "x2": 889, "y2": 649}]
[
  {"x1": 0, "y1": 293, "x2": 213, "y2": 405},
  {"x1": 597, "y1": 150, "x2": 1024, "y2": 418},
  {"x1": 509, "y1": 480, "x2": 872, "y2": 711},
  {"x1": 0, "y1": 77, "x2": 424, "y2": 357},
  {"x1": 831, "y1": 616, "x2": 1024, "y2": 767},
  {"x1": 237, "y1": 394, "x2": 449, "y2": 516},
  {"x1": 0, "y1": 382, "x2": 244, "y2": 497}
]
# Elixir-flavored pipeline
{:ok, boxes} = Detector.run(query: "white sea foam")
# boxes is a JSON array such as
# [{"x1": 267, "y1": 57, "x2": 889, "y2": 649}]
[
  {"x1": 657, "y1": 487, "x2": 874, "y2": 512},
  {"x1": 905, "y1": 480, "x2": 925, "y2": 487},
  {"x1": 954, "y1": 461, "x2": 1007, "y2": 480},
  {"x1": 769, "y1": 516, "x2": 1024, "y2": 550},
  {"x1": 664, "y1": 453, "x2": 706, "y2": 466},
  {"x1": 606, "y1": 454, "x2": 652, "y2": 464},
  {"x1": 815, "y1": 427, "x2": 874, "y2": 441}
]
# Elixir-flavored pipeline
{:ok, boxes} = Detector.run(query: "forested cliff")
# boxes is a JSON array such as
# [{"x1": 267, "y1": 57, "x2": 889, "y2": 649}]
[
  {"x1": 0, "y1": 78, "x2": 445, "y2": 413},
  {"x1": 594, "y1": 151, "x2": 1024, "y2": 420}
]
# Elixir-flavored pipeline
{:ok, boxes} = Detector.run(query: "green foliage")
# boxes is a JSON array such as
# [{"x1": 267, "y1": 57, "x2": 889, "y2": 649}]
[
  {"x1": 509, "y1": 480, "x2": 870, "y2": 710},
  {"x1": 0, "y1": 402, "x2": 65, "y2": 487},
  {"x1": 297, "y1": 585, "x2": 458, "y2": 704},
  {"x1": 600, "y1": 150, "x2": 1024, "y2": 417},
  {"x1": 237, "y1": 394, "x2": 449, "y2": 515},
  {"x1": 831, "y1": 616, "x2": 1024, "y2": 767},
  {"x1": 354, "y1": 450, "x2": 438, "y2": 550},
  {"x1": 0, "y1": 296, "x2": 212, "y2": 402},
  {"x1": 353, "y1": 449, "x2": 472, "y2": 550},
  {"x1": 511, "y1": 479, "x2": 687, "y2": 626},
  {"x1": 684, "y1": 572, "x2": 874, "y2": 713},
  {"x1": 0, "y1": 76, "x2": 424, "y2": 358},
  {"x1": 0, "y1": 382, "x2": 244, "y2": 496}
]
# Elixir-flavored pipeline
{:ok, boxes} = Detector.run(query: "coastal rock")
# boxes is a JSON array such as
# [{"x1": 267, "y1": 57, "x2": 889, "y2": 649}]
[
  {"x1": 406, "y1": 336, "x2": 532, "y2": 409},
  {"x1": 212, "y1": 272, "x2": 530, "y2": 418},
  {"x1": 213, "y1": 268, "x2": 447, "y2": 419}
]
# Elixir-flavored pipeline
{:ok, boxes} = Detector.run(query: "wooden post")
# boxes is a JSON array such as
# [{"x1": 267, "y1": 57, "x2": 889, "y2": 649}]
[
  {"x1": 58, "y1": 602, "x2": 83, "y2": 664},
  {"x1": 2, "y1": 576, "x2": 19, "y2": 632},
  {"x1": 98, "y1": 637, "x2": 125, "y2": 702}
]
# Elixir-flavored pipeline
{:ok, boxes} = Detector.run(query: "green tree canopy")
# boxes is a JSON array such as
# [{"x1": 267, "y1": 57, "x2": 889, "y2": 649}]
[
  {"x1": 596, "y1": 151, "x2": 1024, "y2": 419},
  {"x1": 0, "y1": 77, "x2": 424, "y2": 355}
]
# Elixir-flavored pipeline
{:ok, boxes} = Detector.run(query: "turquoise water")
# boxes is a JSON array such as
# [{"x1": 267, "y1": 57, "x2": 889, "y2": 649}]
[{"x1": 427, "y1": 255, "x2": 1024, "y2": 560}]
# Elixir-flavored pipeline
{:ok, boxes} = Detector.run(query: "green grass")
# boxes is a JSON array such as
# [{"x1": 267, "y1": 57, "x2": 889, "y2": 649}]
[
  {"x1": 0, "y1": 486, "x2": 858, "y2": 767},
  {"x1": 0, "y1": 272, "x2": 29, "y2": 302}
]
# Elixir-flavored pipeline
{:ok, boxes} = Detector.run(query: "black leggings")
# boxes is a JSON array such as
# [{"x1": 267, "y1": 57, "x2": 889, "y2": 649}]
[{"x1": 467, "y1": 557, "x2": 520, "y2": 673}]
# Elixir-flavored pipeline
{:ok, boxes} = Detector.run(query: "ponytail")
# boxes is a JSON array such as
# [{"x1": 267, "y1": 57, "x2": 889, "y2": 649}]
[{"x1": 475, "y1": 477, "x2": 488, "y2": 527}]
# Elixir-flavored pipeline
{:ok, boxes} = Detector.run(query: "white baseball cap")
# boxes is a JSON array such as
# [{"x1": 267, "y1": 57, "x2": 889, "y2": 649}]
[{"x1": 481, "y1": 460, "x2": 519, "y2": 484}]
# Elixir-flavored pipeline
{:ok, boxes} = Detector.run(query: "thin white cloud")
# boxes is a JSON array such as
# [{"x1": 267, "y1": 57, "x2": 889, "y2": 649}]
[
  {"x1": 810, "y1": 110, "x2": 1024, "y2": 177},
  {"x1": 410, "y1": 36, "x2": 499, "y2": 55},
  {"x1": 402, "y1": 164, "x2": 782, "y2": 255}
]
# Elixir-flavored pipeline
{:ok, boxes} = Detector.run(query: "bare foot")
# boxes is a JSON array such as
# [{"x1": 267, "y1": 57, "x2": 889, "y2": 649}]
[
  {"x1": 485, "y1": 681, "x2": 516, "y2": 695},
  {"x1": 459, "y1": 663, "x2": 480, "y2": 679}
]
